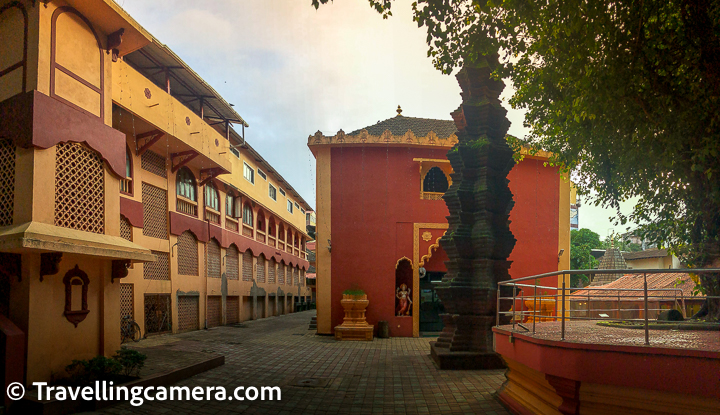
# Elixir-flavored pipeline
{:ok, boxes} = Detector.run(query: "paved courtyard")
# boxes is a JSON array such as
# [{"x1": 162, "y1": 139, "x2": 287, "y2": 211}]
[{"x1": 95, "y1": 311, "x2": 509, "y2": 415}]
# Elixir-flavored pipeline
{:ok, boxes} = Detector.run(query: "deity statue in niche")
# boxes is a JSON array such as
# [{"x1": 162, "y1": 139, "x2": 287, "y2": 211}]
[{"x1": 395, "y1": 283, "x2": 412, "y2": 316}]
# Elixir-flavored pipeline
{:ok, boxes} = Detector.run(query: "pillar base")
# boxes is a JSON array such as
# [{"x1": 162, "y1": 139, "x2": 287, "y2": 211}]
[
  {"x1": 334, "y1": 325, "x2": 374, "y2": 341},
  {"x1": 430, "y1": 341, "x2": 505, "y2": 370}
]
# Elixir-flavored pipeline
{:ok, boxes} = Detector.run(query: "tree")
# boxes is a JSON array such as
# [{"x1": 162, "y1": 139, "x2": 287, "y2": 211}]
[
  {"x1": 570, "y1": 229, "x2": 602, "y2": 287},
  {"x1": 312, "y1": 0, "x2": 720, "y2": 321}
]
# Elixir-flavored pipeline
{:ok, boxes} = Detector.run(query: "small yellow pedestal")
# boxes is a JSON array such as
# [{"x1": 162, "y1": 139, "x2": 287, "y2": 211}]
[
  {"x1": 523, "y1": 298, "x2": 556, "y2": 322},
  {"x1": 334, "y1": 294, "x2": 374, "y2": 341}
]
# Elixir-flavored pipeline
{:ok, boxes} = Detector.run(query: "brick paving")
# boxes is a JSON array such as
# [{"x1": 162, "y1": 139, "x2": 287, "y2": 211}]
[
  {"x1": 498, "y1": 320, "x2": 720, "y2": 352},
  {"x1": 94, "y1": 311, "x2": 510, "y2": 414}
]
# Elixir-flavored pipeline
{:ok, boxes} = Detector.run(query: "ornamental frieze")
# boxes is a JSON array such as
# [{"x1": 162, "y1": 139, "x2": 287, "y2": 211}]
[{"x1": 308, "y1": 129, "x2": 458, "y2": 148}]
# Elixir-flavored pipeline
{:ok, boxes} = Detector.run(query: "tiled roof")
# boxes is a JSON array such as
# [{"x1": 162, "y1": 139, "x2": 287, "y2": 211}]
[
  {"x1": 349, "y1": 115, "x2": 457, "y2": 138},
  {"x1": 591, "y1": 247, "x2": 627, "y2": 286},
  {"x1": 623, "y1": 248, "x2": 668, "y2": 260},
  {"x1": 572, "y1": 272, "x2": 703, "y2": 300}
]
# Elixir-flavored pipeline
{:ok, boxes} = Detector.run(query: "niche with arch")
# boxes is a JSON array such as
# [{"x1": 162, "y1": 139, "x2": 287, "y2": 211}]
[{"x1": 63, "y1": 265, "x2": 90, "y2": 327}]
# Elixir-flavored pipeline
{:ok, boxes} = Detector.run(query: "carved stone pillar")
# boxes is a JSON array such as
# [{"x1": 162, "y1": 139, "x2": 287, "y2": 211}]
[{"x1": 430, "y1": 55, "x2": 516, "y2": 370}]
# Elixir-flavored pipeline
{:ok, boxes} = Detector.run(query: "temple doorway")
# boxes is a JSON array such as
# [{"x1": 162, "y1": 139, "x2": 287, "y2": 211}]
[{"x1": 419, "y1": 270, "x2": 445, "y2": 334}]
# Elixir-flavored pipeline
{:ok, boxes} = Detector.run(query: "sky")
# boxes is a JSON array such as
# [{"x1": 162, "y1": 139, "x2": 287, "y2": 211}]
[{"x1": 116, "y1": 0, "x2": 637, "y2": 238}]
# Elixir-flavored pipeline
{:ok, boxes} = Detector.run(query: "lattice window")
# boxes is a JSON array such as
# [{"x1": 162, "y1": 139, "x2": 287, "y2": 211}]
[
  {"x1": 0, "y1": 140, "x2": 15, "y2": 226},
  {"x1": 141, "y1": 150, "x2": 167, "y2": 178},
  {"x1": 226, "y1": 245, "x2": 239, "y2": 280},
  {"x1": 277, "y1": 263, "x2": 285, "y2": 285},
  {"x1": 143, "y1": 251, "x2": 169, "y2": 280},
  {"x1": 144, "y1": 294, "x2": 171, "y2": 334},
  {"x1": 226, "y1": 296, "x2": 239, "y2": 324},
  {"x1": 54, "y1": 142, "x2": 104, "y2": 233},
  {"x1": 300, "y1": 269, "x2": 305, "y2": 286},
  {"x1": 207, "y1": 296, "x2": 222, "y2": 328},
  {"x1": 120, "y1": 216, "x2": 132, "y2": 241},
  {"x1": 268, "y1": 258, "x2": 276, "y2": 284},
  {"x1": 120, "y1": 283, "x2": 133, "y2": 319},
  {"x1": 293, "y1": 267, "x2": 299, "y2": 286},
  {"x1": 206, "y1": 239, "x2": 221, "y2": 279},
  {"x1": 242, "y1": 251, "x2": 253, "y2": 281},
  {"x1": 177, "y1": 295, "x2": 199, "y2": 332},
  {"x1": 286, "y1": 265, "x2": 292, "y2": 285},
  {"x1": 177, "y1": 231, "x2": 198, "y2": 276},
  {"x1": 142, "y1": 183, "x2": 168, "y2": 239},
  {"x1": 256, "y1": 254, "x2": 266, "y2": 283}
]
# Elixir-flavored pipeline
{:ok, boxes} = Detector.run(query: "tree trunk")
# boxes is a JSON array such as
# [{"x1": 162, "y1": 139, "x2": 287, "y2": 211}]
[{"x1": 696, "y1": 271, "x2": 720, "y2": 322}]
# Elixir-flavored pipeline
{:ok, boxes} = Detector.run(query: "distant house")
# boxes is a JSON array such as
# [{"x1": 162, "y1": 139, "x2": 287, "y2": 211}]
[
  {"x1": 571, "y1": 273, "x2": 703, "y2": 319},
  {"x1": 623, "y1": 248, "x2": 681, "y2": 270}
]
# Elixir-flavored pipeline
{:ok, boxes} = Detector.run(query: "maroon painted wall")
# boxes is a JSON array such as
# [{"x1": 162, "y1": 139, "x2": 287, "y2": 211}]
[{"x1": 330, "y1": 146, "x2": 560, "y2": 336}]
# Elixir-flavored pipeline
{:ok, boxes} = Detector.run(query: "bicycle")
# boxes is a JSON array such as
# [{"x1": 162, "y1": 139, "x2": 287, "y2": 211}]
[{"x1": 121, "y1": 315, "x2": 141, "y2": 343}]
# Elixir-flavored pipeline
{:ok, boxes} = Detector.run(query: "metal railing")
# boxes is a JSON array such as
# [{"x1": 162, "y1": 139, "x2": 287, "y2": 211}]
[{"x1": 496, "y1": 268, "x2": 720, "y2": 345}]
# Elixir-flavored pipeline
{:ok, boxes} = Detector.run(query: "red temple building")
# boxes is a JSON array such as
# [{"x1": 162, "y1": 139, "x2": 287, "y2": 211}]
[{"x1": 308, "y1": 108, "x2": 571, "y2": 338}]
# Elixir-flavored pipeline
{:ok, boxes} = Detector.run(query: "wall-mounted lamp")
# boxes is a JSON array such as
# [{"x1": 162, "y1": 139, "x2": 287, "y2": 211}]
[{"x1": 558, "y1": 249, "x2": 565, "y2": 263}]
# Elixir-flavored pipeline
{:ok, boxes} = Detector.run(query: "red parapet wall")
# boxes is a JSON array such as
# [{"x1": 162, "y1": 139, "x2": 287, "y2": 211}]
[{"x1": 492, "y1": 325, "x2": 720, "y2": 414}]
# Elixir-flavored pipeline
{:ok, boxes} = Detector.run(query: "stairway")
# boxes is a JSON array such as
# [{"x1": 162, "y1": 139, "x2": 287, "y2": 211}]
[{"x1": 308, "y1": 315, "x2": 317, "y2": 330}]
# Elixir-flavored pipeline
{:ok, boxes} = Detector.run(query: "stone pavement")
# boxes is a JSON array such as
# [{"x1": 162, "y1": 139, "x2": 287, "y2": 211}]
[{"x1": 94, "y1": 311, "x2": 510, "y2": 415}]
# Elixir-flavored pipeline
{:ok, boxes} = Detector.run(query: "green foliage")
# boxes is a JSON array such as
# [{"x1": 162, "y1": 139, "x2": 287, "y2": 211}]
[
  {"x1": 66, "y1": 356, "x2": 122, "y2": 385},
  {"x1": 343, "y1": 289, "x2": 366, "y2": 295},
  {"x1": 113, "y1": 347, "x2": 147, "y2": 377},
  {"x1": 570, "y1": 229, "x2": 602, "y2": 287},
  {"x1": 65, "y1": 349, "x2": 148, "y2": 385},
  {"x1": 313, "y1": 0, "x2": 720, "y2": 319}
]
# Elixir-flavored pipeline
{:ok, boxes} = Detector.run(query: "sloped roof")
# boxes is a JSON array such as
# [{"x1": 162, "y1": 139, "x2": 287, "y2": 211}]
[
  {"x1": 623, "y1": 248, "x2": 668, "y2": 260},
  {"x1": 349, "y1": 114, "x2": 457, "y2": 139},
  {"x1": 572, "y1": 273, "x2": 703, "y2": 300},
  {"x1": 591, "y1": 247, "x2": 628, "y2": 286}
]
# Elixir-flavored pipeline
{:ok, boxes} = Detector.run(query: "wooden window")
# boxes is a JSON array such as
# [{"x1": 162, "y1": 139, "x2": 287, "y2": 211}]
[
  {"x1": 142, "y1": 183, "x2": 168, "y2": 239},
  {"x1": 279, "y1": 188, "x2": 286, "y2": 197},
  {"x1": 226, "y1": 245, "x2": 239, "y2": 280},
  {"x1": 121, "y1": 146, "x2": 133, "y2": 195},
  {"x1": 269, "y1": 184, "x2": 277, "y2": 201},
  {"x1": 226, "y1": 193, "x2": 235, "y2": 217},
  {"x1": 257, "y1": 168, "x2": 267, "y2": 180},
  {"x1": 423, "y1": 166, "x2": 449, "y2": 193},
  {"x1": 176, "y1": 167, "x2": 197, "y2": 202},
  {"x1": 287, "y1": 200, "x2": 293, "y2": 213},
  {"x1": 0, "y1": 139, "x2": 16, "y2": 226},
  {"x1": 204, "y1": 183, "x2": 219, "y2": 211},
  {"x1": 242, "y1": 203, "x2": 253, "y2": 227},
  {"x1": 256, "y1": 254, "x2": 266, "y2": 283},
  {"x1": 206, "y1": 239, "x2": 221, "y2": 279},
  {"x1": 242, "y1": 250, "x2": 253, "y2": 281},
  {"x1": 177, "y1": 231, "x2": 198, "y2": 276},
  {"x1": 243, "y1": 162, "x2": 254, "y2": 184}
]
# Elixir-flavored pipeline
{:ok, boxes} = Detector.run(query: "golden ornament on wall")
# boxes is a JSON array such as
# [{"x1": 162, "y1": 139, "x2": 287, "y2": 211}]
[{"x1": 422, "y1": 231, "x2": 433, "y2": 242}]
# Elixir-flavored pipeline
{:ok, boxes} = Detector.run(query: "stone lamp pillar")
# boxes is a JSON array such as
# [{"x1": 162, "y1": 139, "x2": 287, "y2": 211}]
[{"x1": 431, "y1": 54, "x2": 517, "y2": 370}]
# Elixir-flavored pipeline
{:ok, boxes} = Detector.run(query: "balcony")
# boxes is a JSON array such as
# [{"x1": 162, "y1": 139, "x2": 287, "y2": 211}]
[
  {"x1": 205, "y1": 207, "x2": 220, "y2": 225},
  {"x1": 421, "y1": 191, "x2": 444, "y2": 200},
  {"x1": 242, "y1": 224, "x2": 253, "y2": 238},
  {"x1": 256, "y1": 230, "x2": 266, "y2": 244},
  {"x1": 268, "y1": 236, "x2": 276, "y2": 247},
  {"x1": 225, "y1": 216, "x2": 239, "y2": 232},
  {"x1": 177, "y1": 196, "x2": 198, "y2": 217}
]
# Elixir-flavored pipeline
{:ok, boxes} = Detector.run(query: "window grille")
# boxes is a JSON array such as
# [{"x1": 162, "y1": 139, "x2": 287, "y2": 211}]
[
  {"x1": 206, "y1": 239, "x2": 221, "y2": 279},
  {"x1": 423, "y1": 166, "x2": 449, "y2": 193},
  {"x1": 120, "y1": 216, "x2": 133, "y2": 241},
  {"x1": 0, "y1": 140, "x2": 16, "y2": 226},
  {"x1": 141, "y1": 150, "x2": 167, "y2": 178},
  {"x1": 144, "y1": 294, "x2": 171, "y2": 334},
  {"x1": 143, "y1": 251, "x2": 169, "y2": 280},
  {"x1": 54, "y1": 142, "x2": 104, "y2": 234},
  {"x1": 207, "y1": 296, "x2": 222, "y2": 328},
  {"x1": 177, "y1": 231, "x2": 198, "y2": 276},
  {"x1": 293, "y1": 267, "x2": 299, "y2": 286},
  {"x1": 177, "y1": 295, "x2": 199, "y2": 332},
  {"x1": 242, "y1": 250, "x2": 252, "y2": 281},
  {"x1": 277, "y1": 263, "x2": 285, "y2": 285},
  {"x1": 287, "y1": 265, "x2": 292, "y2": 285},
  {"x1": 256, "y1": 254, "x2": 266, "y2": 283},
  {"x1": 142, "y1": 183, "x2": 168, "y2": 239},
  {"x1": 257, "y1": 168, "x2": 267, "y2": 180},
  {"x1": 120, "y1": 283, "x2": 133, "y2": 320},
  {"x1": 268, "y1": 259, "x2": 276, "y2": 284},
  {"x1": 226, "y1": 245, "x2": 239, "y2": 280},
  {"x1": 226, "y1": 296, "x2": 239, "y2": 324}
]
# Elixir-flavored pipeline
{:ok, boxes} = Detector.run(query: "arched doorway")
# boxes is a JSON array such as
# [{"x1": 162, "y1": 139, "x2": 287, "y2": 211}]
[{"x1": 419, "y1": 245, "x2": 448, "y2": 333}]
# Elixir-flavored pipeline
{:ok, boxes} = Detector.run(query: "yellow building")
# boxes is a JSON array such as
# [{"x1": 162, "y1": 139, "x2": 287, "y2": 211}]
[{"x1": 0, "y1": 0, "x2": 311, "y2": 385}]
